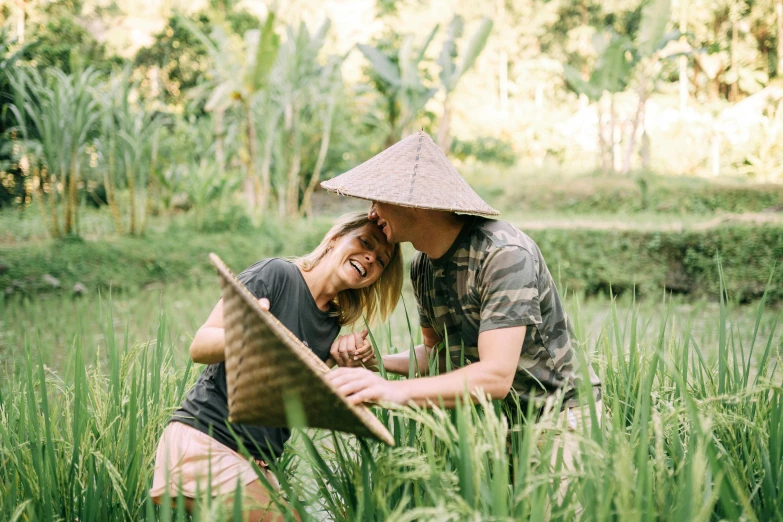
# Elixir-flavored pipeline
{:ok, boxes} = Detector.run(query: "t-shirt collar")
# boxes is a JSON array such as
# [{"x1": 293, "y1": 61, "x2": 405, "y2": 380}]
[{"x1": 430, "y1": 217, "x2": 477, "y2": 267}]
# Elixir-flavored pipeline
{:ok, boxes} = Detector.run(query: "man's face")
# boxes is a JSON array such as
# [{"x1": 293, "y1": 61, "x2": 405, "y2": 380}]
[{"x1": 368, "y1": 201, "x2": 413, "y2": 244}]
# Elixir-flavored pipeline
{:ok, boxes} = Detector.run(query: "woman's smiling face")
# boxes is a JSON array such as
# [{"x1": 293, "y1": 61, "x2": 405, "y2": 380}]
[{"x1": 325, "y1": 222, "x2": 394, "y2": 289}]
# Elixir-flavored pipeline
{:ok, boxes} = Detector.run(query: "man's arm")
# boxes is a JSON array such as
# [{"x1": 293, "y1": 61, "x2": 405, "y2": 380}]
[
  {"x1": 328, "y1": 326, "x2": 443, "y2": 375},
  {"x1": 380, "y1": 327, "x2": 442, "y2": 376},
  {"x1": 326, "y1": 325, "x2": 525, "y2": 408}
]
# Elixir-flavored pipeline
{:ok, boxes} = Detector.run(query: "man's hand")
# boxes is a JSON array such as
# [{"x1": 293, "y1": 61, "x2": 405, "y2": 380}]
[
  {"x1": 330, "y1": 330, "x2": 376, "y2": 367},
  {"x1": 326, "y1": 367, "x2": 408, "y2": 406}
]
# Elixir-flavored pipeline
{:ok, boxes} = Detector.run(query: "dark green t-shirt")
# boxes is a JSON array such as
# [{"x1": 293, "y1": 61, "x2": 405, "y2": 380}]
[
  {"x1": 172, "y1": 258, "x2": 340, "y2": 461},
  {"x1": 410, "y1": 218, "x2": 601, "y2": 410}
]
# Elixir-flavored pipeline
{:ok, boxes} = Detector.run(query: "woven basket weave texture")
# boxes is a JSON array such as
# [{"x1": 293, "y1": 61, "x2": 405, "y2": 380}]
[
  {"x1": 321, "y1": 131, "x2": 499, "y2": 217},
  {"x1": 211, "y1": 253, "x2": 394, "y2": 446}
]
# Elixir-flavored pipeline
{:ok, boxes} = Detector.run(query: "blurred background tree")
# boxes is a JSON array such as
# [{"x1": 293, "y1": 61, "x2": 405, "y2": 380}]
[{"x1": 0, "y1": 0, "x2": 781, "y2": 233}]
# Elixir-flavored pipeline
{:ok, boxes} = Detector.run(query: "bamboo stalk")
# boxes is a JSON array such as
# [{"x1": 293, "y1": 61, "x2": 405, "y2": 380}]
[
  {"x1": 105, "y1": 134, "x2": 123, "y2": 234},
  {"x1": 679, "y1": 0, "x2": 688, "y2": 115},
  {"x1": 258, "y1": 118, "x2": 276, "y2": 213},
  {"x1": 215, "y1": 108, "x2": 225, "y2": 179},
  {"x1": 141, "y1": 131, "x2": 159, "y2": 235},
  {"x1": 65, "y1": 155, "x2": 77, "y2": 235},
  {"x1": 730, "y1": 8, "x2": 739, "y2": 102},
  {"x1": 610, "y1": 94, "x2": 617, "y2": 174},
  {"x1": 285, "y1": 105, "x2": 302, "y2": 217},
  {"x1": 49, "y1": 171, "x2": 61, "y2": 238},
  {"x1": 777, "y1": 0, "x2": 783, "y2": 77},
  {"x1": 623, "y1": 78, "x2": 649, "y2": 175},
  {"x1": 32, "y1": 165, "x2": 55, "y2": 238},
  {"x1": 16, "y1": 0, "x2": 24, "y2": 44},
  {"x1": 243, "y1": 104, "x2": 258, "y2": 210},
  {"x1": 437, "y1": 94, "x2": 452, "y2": 154},
  {"x1": 126, "y1": 152, "x2": 136, "y2": 235},
  {"x1": 597, "y1": 100, "x2": 609, "y2": 175}
]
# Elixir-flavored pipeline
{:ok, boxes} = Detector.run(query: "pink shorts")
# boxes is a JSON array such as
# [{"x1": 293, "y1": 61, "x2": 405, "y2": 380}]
[{"x1": 149, "y1": 421, "x2": 279, "y2": 500}]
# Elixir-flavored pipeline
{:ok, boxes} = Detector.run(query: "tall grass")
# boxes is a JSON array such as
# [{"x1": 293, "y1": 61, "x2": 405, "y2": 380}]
[{"x1": 1, "y1": 270, "x2": 781, "y2": 521}]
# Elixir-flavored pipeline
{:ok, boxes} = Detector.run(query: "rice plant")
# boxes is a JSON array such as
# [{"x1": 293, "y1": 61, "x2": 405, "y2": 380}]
[{"x1": 1, "y1": 268, "x2": 781, "y2": 521}]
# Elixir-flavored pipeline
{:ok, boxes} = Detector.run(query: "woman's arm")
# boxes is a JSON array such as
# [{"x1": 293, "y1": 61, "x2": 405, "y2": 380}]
[{"x1": 189, "y1": 298, "x2": 270, "y2": 364}]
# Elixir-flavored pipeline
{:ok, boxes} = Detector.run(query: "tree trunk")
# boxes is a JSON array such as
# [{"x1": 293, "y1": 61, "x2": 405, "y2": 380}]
[
  {"x1": 499, "y1": 51, "x2": 508, "y2": 113},
  {"x1": 679, "y1": 0, "x2": 688, "y2": 115},
  {"x1": 32, "y1": 165, "x2": 55, "y2": 237},
  {"x1": 215, "y1": 108, "x2": 225, "y2": 179},
  {"x1": 610, "y1": 94, "x2": 617, "y2": 174},
  {"x1": 437, "y1": 94, "x2": 452, "y2": 154},
  {"x1": 730, "y1": 17, "x2": 739, "y2": 102},
  {"x1": 65, "y1": 155, "x2": 78, "y2": 234},
  {"x1": 301, "y1": 101, "x2": 336, "y2": 218},
  {"x1": 244, "y1": 108, "x2": 258, "y2": 210},
  {"x1": 597, "y1": 99, "x2": 609, "y2": 175},
  {"x1": 141, "y1": 132, "x2": 159, "y2": 235},
  {"x1": 105, "y1": 136, "x2": 123, "y2": 233},
  {"x1": 777, "y1": 0, "x2": 783, "y2": 77},
  {"x1": 708, "y1": 77, "x2": 720, "y2": 100},
  {"x1": 126, "y1": 153, "x2": 136, "y2": 235},
  {"x1": 16, "y1": 0, "x2": 24, "y2": 44},
  {"x1": 641, "y1": 129, "x2": 650, "y2": 170},
  {"x1": 258, "y1": 117, "x2": 276, "y2": 213},
  {"x1": 285, "y1": 108, "x2": 302, "y2": 216},
  {"x1": 623, "y1": 80, "x2": 648, "y2": 175},
  {"x1": 49, "y1": 171, "x2": 61, "y2": 238}
]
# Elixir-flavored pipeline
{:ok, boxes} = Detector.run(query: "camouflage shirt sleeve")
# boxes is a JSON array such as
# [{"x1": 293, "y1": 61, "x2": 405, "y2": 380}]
[
  {"x1": 478, "y1": 246, "x2": 542, "y2": 333},
  {"x1": 410, "y1": 252, "x2": 433, "y2": 329}
]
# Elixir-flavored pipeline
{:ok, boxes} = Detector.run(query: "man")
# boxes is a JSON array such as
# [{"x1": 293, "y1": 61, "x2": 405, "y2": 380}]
[{"x1": 322, "y1": 132, "x2": 601, "y2": 441}]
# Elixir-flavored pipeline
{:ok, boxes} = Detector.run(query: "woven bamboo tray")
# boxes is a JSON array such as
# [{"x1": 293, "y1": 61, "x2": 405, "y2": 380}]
[{"x1": 210, "y1": 253, "x2": 394, "y2": 446}]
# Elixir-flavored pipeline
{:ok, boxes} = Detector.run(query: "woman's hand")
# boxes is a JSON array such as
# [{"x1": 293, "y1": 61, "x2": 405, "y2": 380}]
[
  {"x1": 326, "y1": 367, "x2": 408, "y2": 406},
  {"x1": 330, "y1": 330, "x2": 376, "y2": 367}
]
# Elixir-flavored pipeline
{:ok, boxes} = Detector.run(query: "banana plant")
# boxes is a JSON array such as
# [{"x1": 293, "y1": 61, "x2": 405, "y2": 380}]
[
  {"x1": 179, "y1": 158, "x2": 242, "y2": 231},
  {"x1": 358, "y1": 24, "x2": 439, "y2": 147},
  {"x1": 271, "y1": 18, "x2": 345, "y2": 218},
  {"x1": 275, "y1": 19, "x2": 326, "y2": 217},
  {"x1": 564, "y1": 0, "x2": 681, "y2": 175},
  {"x1": 436, "y1": 16, "x2": 493, "y2": 153},
  {"x1": 622, "y1": 0, "x2": 682, "y2": 174},
  {"x1": 564, "y1": 32, "x2": 634, "y2": 174},
  {"x1": 181, "y1": 12, "x2": 280, "y2": 212},
  {"x1": 299, "y1": 53, "x2": 344, "y2": 218},
  {"x1": 9, "y1": 65, "x2": 100, "y2": 237},
  {"x1": 97, "y1": 70, "x2": 165, "y2": 235}
]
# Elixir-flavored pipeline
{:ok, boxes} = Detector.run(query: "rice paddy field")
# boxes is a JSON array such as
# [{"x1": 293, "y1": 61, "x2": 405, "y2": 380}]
[{"x1": 1, "y1": 267, "x2": 782, "y2": 521}]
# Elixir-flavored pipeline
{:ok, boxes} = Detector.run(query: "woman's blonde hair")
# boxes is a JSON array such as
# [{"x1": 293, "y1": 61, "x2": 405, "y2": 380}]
[{"x1": 296, "y1": 211, "x2": 403, "y2": 327}]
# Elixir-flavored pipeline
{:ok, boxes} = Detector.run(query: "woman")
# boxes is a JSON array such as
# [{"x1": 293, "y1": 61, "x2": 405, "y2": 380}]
[{"x1": 149, "y1": 212, "x2": 403, "y2": 519}]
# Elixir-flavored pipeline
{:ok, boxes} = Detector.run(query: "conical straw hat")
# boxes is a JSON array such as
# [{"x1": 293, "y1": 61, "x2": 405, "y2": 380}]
[
  {"x1": 321, "y1": 131, "x2": 499, "y2": 217},
  {"x1": 210, "y1": 253, "x2": 394, "y2": 446}
]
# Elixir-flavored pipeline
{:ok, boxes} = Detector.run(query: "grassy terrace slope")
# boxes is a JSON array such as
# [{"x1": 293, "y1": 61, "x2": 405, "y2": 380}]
[{"x1": 1, "y1": 220, "x2": 781, "y2": 304}]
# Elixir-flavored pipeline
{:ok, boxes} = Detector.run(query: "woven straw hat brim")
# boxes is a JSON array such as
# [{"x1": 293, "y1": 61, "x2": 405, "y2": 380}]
[
  {"x1": 210, "y1": 253, "x2": 394, "y2": 446},
  {"x1": 321, "y1": 131, "x2": 499, "y2": 217}
]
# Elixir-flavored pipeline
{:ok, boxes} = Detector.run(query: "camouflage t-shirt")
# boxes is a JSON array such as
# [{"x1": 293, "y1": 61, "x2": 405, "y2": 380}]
[{"x1": 410, "y1": 217, "x2": 601, "y2": 410}]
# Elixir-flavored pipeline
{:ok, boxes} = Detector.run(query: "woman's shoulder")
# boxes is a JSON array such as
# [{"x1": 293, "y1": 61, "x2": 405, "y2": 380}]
[
  {"x1": 240, "y1": 257, "x2": 295, "y2": 278},
  {"x1": 237, "y1": 258, "x2": 298, "y2": 297}
]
